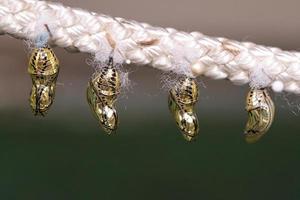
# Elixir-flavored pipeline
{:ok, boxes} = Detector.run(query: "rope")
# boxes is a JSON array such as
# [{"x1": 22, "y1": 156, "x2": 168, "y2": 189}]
[{"x1": 1, "y1": 0, "x2": 300, "y2": 94}]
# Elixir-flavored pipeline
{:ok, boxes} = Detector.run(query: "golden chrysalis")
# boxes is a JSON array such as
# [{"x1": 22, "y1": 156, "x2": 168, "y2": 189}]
[
  {"x1": 168, "y1": 77, "x2": 199, "y2": 141},
  {"x1": 244, "y1": 88, "x2": 275, "y2": 143},
  {"x1": 87, "y1": 57, "x2": 121, "y2": 135},
  {"x1": 28, "y1": 46, "x2": 59, "y2": 116}
]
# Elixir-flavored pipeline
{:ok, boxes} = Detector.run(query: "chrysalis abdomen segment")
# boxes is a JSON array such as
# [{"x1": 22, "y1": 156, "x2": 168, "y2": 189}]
[
  {"x1": 28, "y1": 47, "x2": 59, "y2": 116},
  {"x1": 168, "y1": 77, "x2": 199, "y2": 141},
  {"x1": 87, "y1": 59, "x2": 121, "y2": 135},
  {"x1": 244, "y1": 88, "x2": 275, "y2": 143}
]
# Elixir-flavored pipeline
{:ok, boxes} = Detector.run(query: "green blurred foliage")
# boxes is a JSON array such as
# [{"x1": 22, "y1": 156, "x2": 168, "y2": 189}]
[{"x1": 0, "y1": 107, "x2": 299, "y2": 200}]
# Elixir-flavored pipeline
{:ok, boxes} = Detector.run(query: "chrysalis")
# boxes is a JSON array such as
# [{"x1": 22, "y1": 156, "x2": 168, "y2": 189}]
[
  {"x1": 87, "y1": 57, "x2": 121, "y2": 135},
  {"x1": 28, "y1": 45, "x2": 59, "y2": 116},
  {"x1": 168, "y1": 77, "x2": 199, "y2": 141},
  {"x1": 244, "y1": 88, "x2": 275, "y2": 143}
]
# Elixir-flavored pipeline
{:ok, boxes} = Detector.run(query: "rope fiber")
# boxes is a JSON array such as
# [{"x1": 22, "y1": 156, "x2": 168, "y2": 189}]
[{"x1": 1, "y1": 0, "x2": 300, "y2": 94}]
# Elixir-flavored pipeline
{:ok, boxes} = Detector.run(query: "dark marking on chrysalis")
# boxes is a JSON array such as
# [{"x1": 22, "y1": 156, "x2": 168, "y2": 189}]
[
  {"x1": 87, "y1": 57, "x2": 121, "y2": 135},
  {"x1": 28, "y1": 46, "x2": 59, "y2": 116},
  {"x1": 168, "y1": 77, "x2": 199, "y2": 141},
  {"x1": 244, "y1": 88, "x2": 275, "y2": 143}
]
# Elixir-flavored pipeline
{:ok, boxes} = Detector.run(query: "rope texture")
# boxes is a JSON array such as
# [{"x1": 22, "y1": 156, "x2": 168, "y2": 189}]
[{"x1": 1, "y1": 0, "x2": 300, "y2": 94}]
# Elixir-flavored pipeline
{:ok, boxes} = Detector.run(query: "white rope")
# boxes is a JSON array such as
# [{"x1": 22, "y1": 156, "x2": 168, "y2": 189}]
[{"x1": 1, "y1": 0, "x2": 300, "y2": 94}]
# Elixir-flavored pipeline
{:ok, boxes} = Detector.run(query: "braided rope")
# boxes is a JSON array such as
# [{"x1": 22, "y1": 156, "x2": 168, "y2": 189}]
[{"x1": 1, "y1": 0, "x2": 300, "y2": 94}]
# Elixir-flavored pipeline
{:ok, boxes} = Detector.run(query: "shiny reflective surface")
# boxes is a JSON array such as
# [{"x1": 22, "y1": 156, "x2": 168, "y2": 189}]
[
  {"x1": 244, "y1": 88, "x2": 275, "y2": 143},
  {"x1": 87, "y1": 58, "x2": 120, "y2": 134},
  {"x1": 168, "y1": 77, "x2": 199, "y2": 141},
  {"x1": 1, "y1": 1, "x2": 300, "y2": 198},
  {"x1": 28, "y1": 46, "x2": 59, "y2": 116}
]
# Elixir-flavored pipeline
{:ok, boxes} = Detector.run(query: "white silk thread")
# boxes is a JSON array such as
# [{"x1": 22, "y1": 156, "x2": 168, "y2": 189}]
[{"x1": 1, "y1": 0, "x2": 300, "y2": 94}]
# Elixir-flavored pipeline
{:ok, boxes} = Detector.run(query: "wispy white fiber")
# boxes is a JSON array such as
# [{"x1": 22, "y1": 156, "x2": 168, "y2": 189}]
[{"x1": 1, "y1": 0, "x2": 300, "y2": 94}]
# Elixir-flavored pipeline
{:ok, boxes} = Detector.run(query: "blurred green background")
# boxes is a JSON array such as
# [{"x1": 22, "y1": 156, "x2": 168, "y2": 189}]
[{"x1": 1, "y1": 0, "x2": 300, "y2": 199}]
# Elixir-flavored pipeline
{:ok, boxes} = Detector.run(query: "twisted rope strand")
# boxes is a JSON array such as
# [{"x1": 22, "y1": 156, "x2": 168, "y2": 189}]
[{"x1": 1, "y1": 0, "x2": 300, "y2": 94}]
